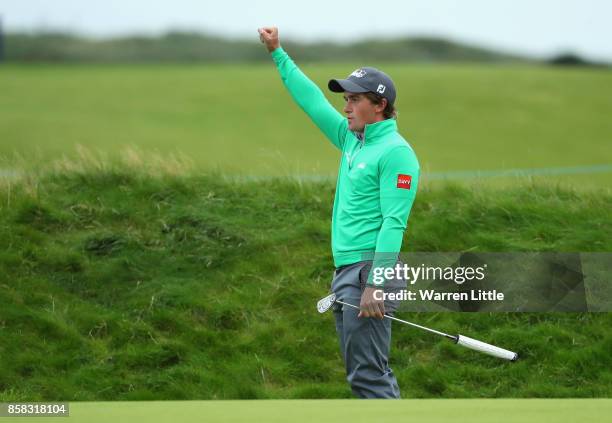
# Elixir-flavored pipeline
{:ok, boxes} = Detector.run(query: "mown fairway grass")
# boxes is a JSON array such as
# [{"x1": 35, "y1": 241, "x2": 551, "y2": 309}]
[
  {"x1": 0, "y1": 158, "x2": 610, "y2": 401},
  {"x1": 5, "y1": 399, "x2": 611, "y2": 423},
  {"x1": 0, "y1": 63, "x2": 611, "y2": 188}
]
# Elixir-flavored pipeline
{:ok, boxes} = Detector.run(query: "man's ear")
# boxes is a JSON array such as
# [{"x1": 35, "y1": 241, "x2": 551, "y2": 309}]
[{"x1": 376, "y1": 98, "x2": 388, "y2": 113}]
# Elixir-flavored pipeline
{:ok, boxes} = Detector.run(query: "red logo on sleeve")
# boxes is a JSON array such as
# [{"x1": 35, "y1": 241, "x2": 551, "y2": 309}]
[{"x1": 397, "y1": 174, "x2": 412, "y2": 190}]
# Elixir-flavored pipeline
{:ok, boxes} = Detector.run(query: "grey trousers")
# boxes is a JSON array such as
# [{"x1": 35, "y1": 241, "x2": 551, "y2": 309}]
[{"x1": 331, "y1": 260, "x2": 406, "y2": 399}]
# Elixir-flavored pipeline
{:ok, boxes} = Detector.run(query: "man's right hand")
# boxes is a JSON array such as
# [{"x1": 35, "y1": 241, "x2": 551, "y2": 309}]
[
  {"x1": 258, "y1": 27, "x2": 280, "y2": 53},
  {"x1": 358, "y1": 286, "x2": 385, "y2": 320}
]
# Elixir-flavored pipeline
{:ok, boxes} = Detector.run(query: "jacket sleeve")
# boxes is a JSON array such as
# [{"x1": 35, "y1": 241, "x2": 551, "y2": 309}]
[
  {"x1": 366, "y1": 145, "x2": 420, "y2": 287},
  {"x1": 271, "y1": 47, "x2": 348, "y2": 151}
]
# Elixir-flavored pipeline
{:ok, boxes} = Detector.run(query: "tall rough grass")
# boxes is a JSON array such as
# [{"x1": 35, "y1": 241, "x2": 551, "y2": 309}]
[{"x1": 0, "y1": 152, "x2": 610, "y2": 400}]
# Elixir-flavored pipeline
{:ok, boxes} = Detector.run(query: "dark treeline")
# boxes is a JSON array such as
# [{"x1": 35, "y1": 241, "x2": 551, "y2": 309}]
[
  {"x1": 4, "y1": 31, "x2": 528, "y2": 63},
  {"x1": 1, "y1": 31, "x2": 604, "y2": 65}
]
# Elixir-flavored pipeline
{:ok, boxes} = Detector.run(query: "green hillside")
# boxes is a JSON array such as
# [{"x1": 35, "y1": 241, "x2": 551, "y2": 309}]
[{"x1": 1, "y1": 63, "x2": 610, "y2": 188}]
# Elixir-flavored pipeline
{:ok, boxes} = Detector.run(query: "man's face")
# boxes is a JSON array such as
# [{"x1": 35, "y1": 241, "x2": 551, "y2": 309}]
[{"x1": 342, "y1": 92, "x2": 384, "y2": 132}]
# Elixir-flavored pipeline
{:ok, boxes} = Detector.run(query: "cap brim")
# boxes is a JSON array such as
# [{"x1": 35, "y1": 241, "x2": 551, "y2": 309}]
[{"x1": 328, "y1": 79, "x2": 369, "y2": 93}]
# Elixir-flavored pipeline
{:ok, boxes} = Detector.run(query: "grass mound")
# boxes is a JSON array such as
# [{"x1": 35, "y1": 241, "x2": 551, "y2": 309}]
[{"x1": 0, "y1": 163, "x2": 610, "y2": 400}]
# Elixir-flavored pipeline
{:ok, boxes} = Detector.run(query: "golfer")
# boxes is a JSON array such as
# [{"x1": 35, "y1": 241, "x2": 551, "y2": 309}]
[{"x1": 259, "y1": 27, "x2": 419, "y2": 399}]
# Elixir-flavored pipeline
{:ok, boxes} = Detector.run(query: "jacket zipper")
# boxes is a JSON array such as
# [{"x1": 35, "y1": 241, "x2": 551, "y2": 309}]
[{"x1": 349, "y1": 125, "x2": 367, "y2": 169}]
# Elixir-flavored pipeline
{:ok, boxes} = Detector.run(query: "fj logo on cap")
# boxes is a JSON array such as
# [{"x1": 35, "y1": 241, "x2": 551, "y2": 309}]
[
  {"x1": 351, "y1": 69, "x2": 367, "y2": 78},
  {"x1": 376, "y1": 84, "x2": 386, "y2": 94},
  {"x1": 397, "y1": 174, "x2": 412, "y2": 189}
]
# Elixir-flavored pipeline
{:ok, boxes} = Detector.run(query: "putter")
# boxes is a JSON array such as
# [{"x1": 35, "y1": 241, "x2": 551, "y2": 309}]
[{"x1": 317, "y1": 293, "x2": 518, "y2": 361}]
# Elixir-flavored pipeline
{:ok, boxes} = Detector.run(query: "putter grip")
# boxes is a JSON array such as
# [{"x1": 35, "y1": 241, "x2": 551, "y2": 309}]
[{"x1": 455, "y1": 335, "x2": 518, "y2": 361}]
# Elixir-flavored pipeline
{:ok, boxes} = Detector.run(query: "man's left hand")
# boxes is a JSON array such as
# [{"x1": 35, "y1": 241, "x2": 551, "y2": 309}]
[{"x1": 358, "y1": 286, "x2": 385, "y2": 319}]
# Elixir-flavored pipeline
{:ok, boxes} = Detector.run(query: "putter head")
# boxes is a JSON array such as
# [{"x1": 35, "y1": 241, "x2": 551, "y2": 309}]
[{"x1": 317, "y1": 293, "x2": 337, "y2": 313}]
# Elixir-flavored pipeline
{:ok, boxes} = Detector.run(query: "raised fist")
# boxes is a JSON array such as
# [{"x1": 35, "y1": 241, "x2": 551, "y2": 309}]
[{"x1": 258, "y1": 27, "x2": 280, "y2": 53}]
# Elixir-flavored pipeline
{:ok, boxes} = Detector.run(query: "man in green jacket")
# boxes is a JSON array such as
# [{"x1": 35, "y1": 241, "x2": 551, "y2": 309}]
[{"x1": 259, "y1": 27, "x2": 419, "y2": 398}]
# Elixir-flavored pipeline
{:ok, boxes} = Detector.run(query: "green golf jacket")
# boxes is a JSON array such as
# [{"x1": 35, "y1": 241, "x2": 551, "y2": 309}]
[{"x1": 271, "y1": 47, "x2": 419, "y2": 287}]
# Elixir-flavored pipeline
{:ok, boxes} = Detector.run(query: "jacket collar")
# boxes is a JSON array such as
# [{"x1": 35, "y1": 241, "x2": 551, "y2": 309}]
[{"x1": 355, "y1": 118, "x2": 397, "y2": 144}]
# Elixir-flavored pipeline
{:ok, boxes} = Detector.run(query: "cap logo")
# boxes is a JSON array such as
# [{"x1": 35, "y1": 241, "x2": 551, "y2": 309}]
[
  {"x1": 376, "y1": 84, "x2": 386, "y2": 94},
  {"x1": 350, "y1": 69, "x2": 367, "y2": 78}
]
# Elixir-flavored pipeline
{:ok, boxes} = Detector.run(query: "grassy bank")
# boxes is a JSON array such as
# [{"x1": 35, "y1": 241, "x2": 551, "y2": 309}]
[{"x1": 0, "y1": 163, "x2": 611, "y2": 400}]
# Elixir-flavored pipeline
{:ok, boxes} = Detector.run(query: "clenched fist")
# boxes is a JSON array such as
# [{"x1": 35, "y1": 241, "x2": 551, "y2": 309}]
[{"x1": 258, "y1": 27, "x2": 280, "y2": 53}]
